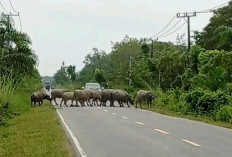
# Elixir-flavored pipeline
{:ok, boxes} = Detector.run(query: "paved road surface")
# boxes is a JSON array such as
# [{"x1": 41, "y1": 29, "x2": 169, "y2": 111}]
[{"x1": 54, "y1": 99, "x2": 232, "y2": 157}]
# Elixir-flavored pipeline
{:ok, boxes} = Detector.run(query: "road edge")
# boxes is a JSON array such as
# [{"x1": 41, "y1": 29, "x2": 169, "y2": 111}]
[{"x1": 56, "y1": 110, "x2": 87, "y2": 157}]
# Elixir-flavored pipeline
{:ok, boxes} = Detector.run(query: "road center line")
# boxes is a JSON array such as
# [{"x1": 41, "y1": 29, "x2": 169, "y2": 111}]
[
  {"x1": 154, "y1": 129, "x2": 170, "y2": 135},
  {"x1": 182, "y1": 139, "x2": 201, "y2": 147},
  {"x1": 104, "y1": 110, "x2": 108, "y2": 112},
  {"x1": 57, "y1": 110, "x2": 87, "y2": 157},
  {"x1": 121, "y1": 116, "x2": 128, "y2": 119},
  {"x1": 112, "y1": 113, "x2": 117, "y2": 115},
  {"x1": 136, "y1": 122, "x2": 144, "y2": 125}
]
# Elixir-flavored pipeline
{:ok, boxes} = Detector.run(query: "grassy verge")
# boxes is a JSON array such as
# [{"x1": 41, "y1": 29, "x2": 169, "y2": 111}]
[
  {"x1": 0, "y1": 102, "x2": 73, "y2": 157},
  {"x1": 143, "y1": 105, "x2": 232, "y2": 129}
]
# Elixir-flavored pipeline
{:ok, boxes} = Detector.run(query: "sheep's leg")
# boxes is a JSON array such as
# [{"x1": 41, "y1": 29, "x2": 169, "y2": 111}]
[
  {"x1": 135, "y1": 102, "x2": 137, "y2": 109},
  {"x1": 60, "y1": 99, "x2": 63, "y2": 107},
  {"x1": 81, "y1": 100, "x2": 85, "y2": 107},
  {"x1": 148, "y1": 100, "x2": 151, "y2": 108},
  {"x1": 71, "y1": 99, "x2": 74, "y2": 107},
  {"x1": 54, "y1": 97, "x2": 58, "y2": 105},
  {"x1": 127, "y1": 101, "x2": 130, "y2": 108},
  {"x1": 86, "y1": 99, "x2": 93, "y2": 106},
  {"x1": 75, "y1": 100, "x2": 78, "y2": 106},
  {"x1": 96, "y1": 100, "x2": 100, "y2": 106},
  {"x1": 140, "y1": 102, "x2": 143, "y2": 109},
  {"x1": 119, "y1": 101, "x2": 122, "y2": 107},
  {"x1": 110, "y1": 100, "x2": 115, "y2": 107},
  {"x1": 41, "y1": 100, "x2": 43, "y2": 106},
  {"x1": 64, "y1": 100, "x2": 68, "y2": 107}
]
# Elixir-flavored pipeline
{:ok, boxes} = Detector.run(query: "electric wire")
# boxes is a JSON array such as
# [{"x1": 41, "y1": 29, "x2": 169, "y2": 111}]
[
  {"x1": 8, "y1": 0, "x2": 17, "y2": 13},
  {"x1": 156, "y1": 18, "x2": 182, "y2": 38},
  {"x1": 0, "y1": 1, "x2": 9, "y2": 13},
  {"x1": 158, "y1": 21, "x2": 187, "y2": 38},
  {"x1": 151, "y1": 14, "x2": 176, "y2": 38},
  {"x1": 18, "y1": 13, "x2": 22, "y2": 31},
  {"x1": 197, "y1": 0, "x2": 231, "y2": 13}
]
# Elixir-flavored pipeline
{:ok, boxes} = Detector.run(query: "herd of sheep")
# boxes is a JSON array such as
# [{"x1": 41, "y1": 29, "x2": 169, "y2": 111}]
[{"x1": 31, "y1": 89, "x2": 156, "y2": 109}]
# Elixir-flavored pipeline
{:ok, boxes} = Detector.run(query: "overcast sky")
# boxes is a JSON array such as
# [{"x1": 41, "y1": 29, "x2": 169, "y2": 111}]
[{"x1": 1, "y1": 0, "x2": 229, "y2": 76}]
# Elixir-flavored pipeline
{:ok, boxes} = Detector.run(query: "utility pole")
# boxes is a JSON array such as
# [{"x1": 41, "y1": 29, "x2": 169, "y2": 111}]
[
  {"x1": 129, "y1": 55, "x2": 132, "y2": 86},
  {"x1": 150, "y1": 39, "x2": 154, "y2": 58},
  {"x1": 176, "y1": 12, "x2": 196, "y2": 52},
  {"x1": 2, "y1": 12, "x2": 19, "y2": 53}
]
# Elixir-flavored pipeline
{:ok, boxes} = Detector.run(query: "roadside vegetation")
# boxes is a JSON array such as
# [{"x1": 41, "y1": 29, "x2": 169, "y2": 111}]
[
  {"x1": 53, "y1": 3, "x2": 232, "y2": 128},
  {"x1": 0, "y1": 102, "x2": 72, "y2": 156},
  {"x1": 0, "y1": 14, "x2": 73, "y2": 156}
]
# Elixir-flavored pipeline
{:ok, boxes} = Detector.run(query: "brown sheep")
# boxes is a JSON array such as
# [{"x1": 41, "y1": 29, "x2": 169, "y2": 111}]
[
  {"x1": 134, "y1": 90, "x2": 156, "y2": 109},
  {"x1": 101, "y1": 89, "x2": 114, "y2": 106},
  {"x1": 60, "y1": 92, "x2": 75, "y2": 107},
  {"x1": 111, "y1": 90, "x2": 134, "y2": 107},
  {"x1": 91, "y1": 90, "x2": 102, "y2": 106},
  {"x1": 31, "y1": 92, "x2": 51, "y2": 106},
  {"x1": 51, "y1": 89, "x2": 69, "y2": 105},
  {"x1": 73, "y1": 90, "x2": 93, "y2": 107}
]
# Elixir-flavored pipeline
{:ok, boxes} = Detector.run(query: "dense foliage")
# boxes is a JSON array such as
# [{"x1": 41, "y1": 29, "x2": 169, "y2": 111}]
[
  {"x1": 194, "y1": 2, "x2": 232, "y2": 51},
  {"x1": 0, "y1": 14, "x2": 41, "y2": 125}
]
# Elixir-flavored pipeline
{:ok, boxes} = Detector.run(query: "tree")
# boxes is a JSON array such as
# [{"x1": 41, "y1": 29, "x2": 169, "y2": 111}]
[
  {"x1": 94, "y1": 68, "x2": 106, "y2": 85},
  {"x1": 0, "y1": 14, "x2": 38, "y2": 80},
  {"x1": 194, "y1": 2, "x2": 232, "y2": 51}
]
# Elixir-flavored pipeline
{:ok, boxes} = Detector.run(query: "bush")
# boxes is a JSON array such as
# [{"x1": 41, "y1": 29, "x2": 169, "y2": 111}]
[
  {"x1": 216, "y1": 106, "x2": 232, "y2": 123},
  {"x1": 185, "y1": 88, "x2": 230, "y2": 116}
]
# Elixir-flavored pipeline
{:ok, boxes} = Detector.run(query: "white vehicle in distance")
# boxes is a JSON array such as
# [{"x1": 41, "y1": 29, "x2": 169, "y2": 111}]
[{"x1": 82, "y1": 83, "x2": 104, "y2": 91}]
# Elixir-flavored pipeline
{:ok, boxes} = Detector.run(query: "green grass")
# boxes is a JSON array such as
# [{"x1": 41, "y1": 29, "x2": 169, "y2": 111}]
[
  {"x1": 143, "y1": 105, "x2": 232, "y2": 129},
  {"x1": 0, "y1": 102, "x2": 73, "y2": 157}
]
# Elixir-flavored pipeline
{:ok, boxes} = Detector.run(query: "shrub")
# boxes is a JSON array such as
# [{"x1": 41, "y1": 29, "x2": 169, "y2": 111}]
[
  {"x1": 185, "y1": 88, "x2": 230, "y2": 116},
  {"x1": 216, "y1": 106, "x2": 232, "y2": 123}
]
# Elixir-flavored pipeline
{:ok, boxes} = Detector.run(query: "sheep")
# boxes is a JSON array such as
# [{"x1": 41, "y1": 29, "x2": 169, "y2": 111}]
[
  {"x1": 111, "y1": 90, "x2": 134, "y2": 107},
  {"x1": 91, "y1": 90, "x2": 102, "y2": 106},
  {"x1": 134, "y1": 90, "x2": 156, "y2": 109},
  {"x1": 31, "y1": 92, "x2": 51, "y2": 106},
  {"x1": 60, "y1": 92, "x2": 75, "y2": 107},
  {"x1": 73, "y1": 90, "x2": 93, "y2": 107},
  {"x1": 101, "y1": 89, "x2": 114, "y2": 106},
  {"x1": 51, "y1": 89, "x2": 69, "y2": 105}
]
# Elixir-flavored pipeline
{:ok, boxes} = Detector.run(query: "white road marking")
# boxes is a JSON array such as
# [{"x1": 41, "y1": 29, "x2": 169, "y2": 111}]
[
  {"x1": 112, "y1": 113, "x2": 117, "y2": 115},
  {"x1": 182, "y1": 139, "x2": 201, "y2": 147},
  {"x1": 57, "y1": 110, "x2": 87, "y2": 157},
  {"x1": 136, "y1": 122, "x2": 144, "y2": 125},
  {"x1": 104, "y1": 110, "x2": 108, "y2": 112},
  {"x1": 154, "y1": 129, "x2": 170, "y2": 135},
  {"x1": 121, "y1": 116, "x2": 128, "y2": 119}
]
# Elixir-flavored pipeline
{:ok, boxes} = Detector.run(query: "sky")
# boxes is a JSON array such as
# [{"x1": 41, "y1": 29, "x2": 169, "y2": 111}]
[{"x1": 1, "y1": 0, "x2": 229, "y2": 76}]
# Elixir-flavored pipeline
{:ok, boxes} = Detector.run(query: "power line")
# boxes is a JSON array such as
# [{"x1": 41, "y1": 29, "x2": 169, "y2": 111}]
[
  {"x1": 157, "y1": 18, "x2": 182, "y2": 38},
  {"x1": 197, "y1": 0, "x2": 231, "y2": 13},
  {"x1": 8, "y1": 0, "x2": 17, "y2": 13},
  {"x1": 151, "y1": 15, "x2": 176, "y2": 38},
  {"x1": 159, "y1": 21, "x2": 187, "y2": 38},
  {"x1": 0, "y1": 1, "x2": 9, "y2": 13},
  {"x1": 18, "y1": 12, "x2": 22, "y2": 31}
]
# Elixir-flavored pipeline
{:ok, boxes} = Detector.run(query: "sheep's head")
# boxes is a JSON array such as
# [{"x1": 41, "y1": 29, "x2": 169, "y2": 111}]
[
  {"x1": 43, "y1": 93, "x2": 51, "y2": 101},
  {"x1": 149, "y1": 92, "x2": 156, "y2": 100}
]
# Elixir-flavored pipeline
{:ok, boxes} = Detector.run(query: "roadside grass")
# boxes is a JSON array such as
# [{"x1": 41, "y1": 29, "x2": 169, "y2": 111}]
[
  {"x1": 143, "y1": 105, "x2": 232, "y2": 129},
  {"x1": 0, "y1": 102, "x2": 73, "y2": 157}
]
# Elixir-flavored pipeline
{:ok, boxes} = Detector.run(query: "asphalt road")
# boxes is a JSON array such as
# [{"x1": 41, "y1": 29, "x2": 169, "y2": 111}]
[{"x1": 54, "y1": 99, "x2": 232, "y2": 157}]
